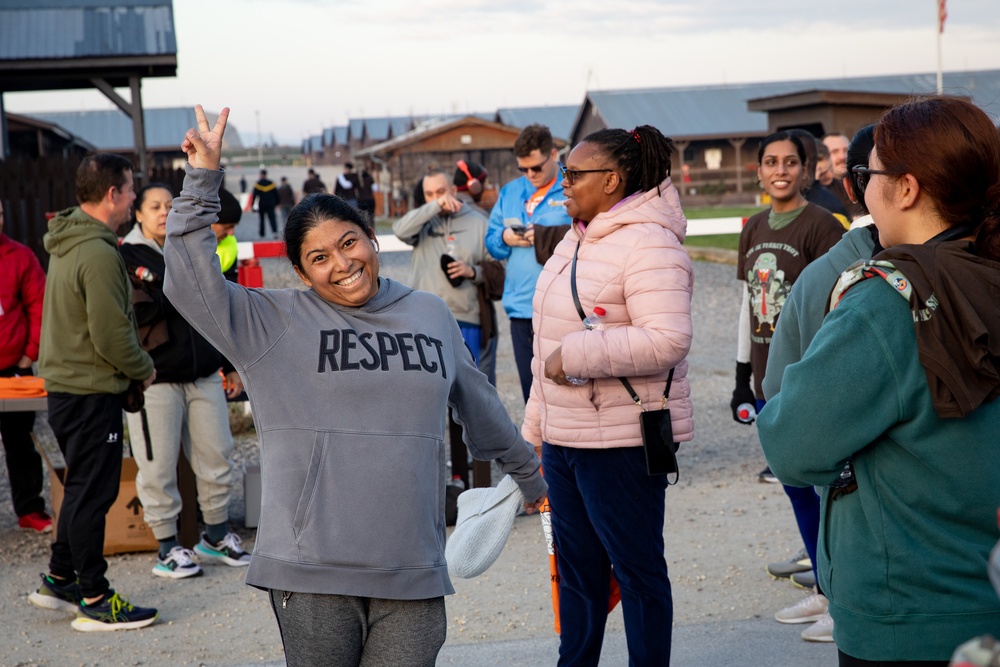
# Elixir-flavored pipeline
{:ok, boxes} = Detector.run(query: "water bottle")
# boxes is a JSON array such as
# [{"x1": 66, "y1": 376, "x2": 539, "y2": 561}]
[
  {"x1": 736, "y1": 402, "x2": 756, "y2": 423},
  {"x1": 134, "y1": 266, "x2": 155, "y2": 282},
  {"x1": 566, "y1": 307, "x2": 607, "y2": 385}
]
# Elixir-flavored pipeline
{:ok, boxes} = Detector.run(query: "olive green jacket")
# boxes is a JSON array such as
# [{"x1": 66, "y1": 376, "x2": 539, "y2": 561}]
[{"x1": 39, "y1": 207, "x2": 152, "y2": 394}]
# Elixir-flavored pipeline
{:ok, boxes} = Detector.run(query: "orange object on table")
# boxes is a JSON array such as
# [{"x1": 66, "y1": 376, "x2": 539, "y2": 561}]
[{"x1": 0, "y1": 376, "x2": 47, "y2": 398}]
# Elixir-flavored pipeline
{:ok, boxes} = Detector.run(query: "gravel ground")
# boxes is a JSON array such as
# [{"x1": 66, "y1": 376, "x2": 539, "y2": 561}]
[{"x1": 0, "y1": 248, "x2": 823, "y2": 666}]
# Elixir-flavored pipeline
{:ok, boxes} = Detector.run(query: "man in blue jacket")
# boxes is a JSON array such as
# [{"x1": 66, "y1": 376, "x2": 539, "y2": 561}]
[{"x1": 485, "y1": 124, "x2": 571, "y2": 401}]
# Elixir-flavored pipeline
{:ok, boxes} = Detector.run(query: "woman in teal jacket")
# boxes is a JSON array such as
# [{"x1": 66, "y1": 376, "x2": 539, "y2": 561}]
[{"x1": 758, "y1": 96, "x2": 1000, "y2": 665}]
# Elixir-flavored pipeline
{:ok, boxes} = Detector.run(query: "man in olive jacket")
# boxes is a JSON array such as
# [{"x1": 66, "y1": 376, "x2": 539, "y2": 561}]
[{"x1": 33, "y1": 153, "x2": 158, "y2": 632}]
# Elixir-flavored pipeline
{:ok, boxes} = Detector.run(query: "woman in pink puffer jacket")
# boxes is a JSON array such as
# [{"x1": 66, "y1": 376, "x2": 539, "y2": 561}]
[{"x1": 523, "y1": 125, "x2": 693, "y2": 666}]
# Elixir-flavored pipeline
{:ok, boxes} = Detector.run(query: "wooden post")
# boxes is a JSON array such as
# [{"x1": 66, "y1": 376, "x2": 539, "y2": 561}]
[
  {"x1": 729, "y1": 138, "x2": 747, "y2": 193},
  {"x1": 90, "y1": 76, "x2": 148, "y2": 184}
]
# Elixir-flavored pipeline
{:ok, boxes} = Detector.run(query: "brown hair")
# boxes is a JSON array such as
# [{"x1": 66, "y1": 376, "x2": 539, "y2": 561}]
[
  {"x1": 513, "y1": 124, "x2": 554, "y2": 158},
  {"x1": 76, "y1": 153, "x2": 134, "y2": 205},
  {"x1": 875, "y1": 96, "x2": 1000, "y2": 260}
]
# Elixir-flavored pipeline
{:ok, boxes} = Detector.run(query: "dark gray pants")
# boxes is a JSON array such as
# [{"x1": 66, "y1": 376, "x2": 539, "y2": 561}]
[{"x1": 268, "y1": 590, "x2": 446, "y2": 667}]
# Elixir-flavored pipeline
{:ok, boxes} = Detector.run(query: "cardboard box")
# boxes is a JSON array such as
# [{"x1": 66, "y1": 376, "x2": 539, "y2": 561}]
[
  {"x1": 244, "y1": 464, "x2": 261, "y2": 529},
  {"x1": 37, "y1": 437, "x2": 158, "y2": 555}
]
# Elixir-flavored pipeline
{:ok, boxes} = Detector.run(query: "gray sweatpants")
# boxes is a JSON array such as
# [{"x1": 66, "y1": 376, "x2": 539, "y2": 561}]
[
  {"x1": 125, "y1": 374, "x2": 234, "y2": 539},
  {"x1": 268, "y1": 590, "x2": 446, "y2": 667}
]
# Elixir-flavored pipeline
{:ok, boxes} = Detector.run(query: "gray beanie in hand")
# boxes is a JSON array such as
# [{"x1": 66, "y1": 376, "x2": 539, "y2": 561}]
[{"x1": 445, "y1": 475, "x2": 524, "y2": 579}]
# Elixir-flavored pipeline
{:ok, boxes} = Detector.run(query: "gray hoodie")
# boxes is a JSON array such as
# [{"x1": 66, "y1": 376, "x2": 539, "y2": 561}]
[
  {"x1": 163, "y1": 166, "x2": 545, "y2": 599},
  {"x1": 392, "y1": 199, "x2": 488, "y2": 325}
]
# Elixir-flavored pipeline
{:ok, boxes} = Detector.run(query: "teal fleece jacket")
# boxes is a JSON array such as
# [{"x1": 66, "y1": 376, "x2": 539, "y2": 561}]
[
  {"x1": 762, "y1": 225, "x2": 877, "y2": 399},
  {"x1": 758, "y1": 276, "x2": 1000, "y2": 661},
  {"x1": 164, "y1": 166, "x2": 546, "y2": 600},
  {"x1": 39, "y1": 206, "x2": 153, "y2": 394}
]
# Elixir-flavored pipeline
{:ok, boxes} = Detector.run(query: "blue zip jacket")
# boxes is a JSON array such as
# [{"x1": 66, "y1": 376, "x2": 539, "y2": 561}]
[{"x1": 485, "y1": 176, "x2": 571, "y2": 319}]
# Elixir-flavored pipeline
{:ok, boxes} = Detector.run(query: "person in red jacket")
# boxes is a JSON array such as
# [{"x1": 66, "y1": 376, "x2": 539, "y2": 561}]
[{"x1": 0, "y1": 199, "x2": 51, "y2": 533}]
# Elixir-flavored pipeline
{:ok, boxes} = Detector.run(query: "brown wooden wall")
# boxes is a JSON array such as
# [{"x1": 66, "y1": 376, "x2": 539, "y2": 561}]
[{"x1": 0, "y1": 155, "x2": 185, "y2": 269}]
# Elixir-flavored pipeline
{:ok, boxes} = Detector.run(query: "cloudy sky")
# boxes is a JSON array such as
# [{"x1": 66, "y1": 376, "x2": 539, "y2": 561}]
[{"x1": 5, "y1": 0, "x2": 1000, "y2": 145}]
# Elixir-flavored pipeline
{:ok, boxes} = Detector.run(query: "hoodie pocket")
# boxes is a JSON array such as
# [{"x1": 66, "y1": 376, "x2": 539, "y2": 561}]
[
  {"x1": 291, "y1": 432, "x2": 325, "y2": 537},
  {"x1": 292, "y1": 432, "x2": 446, "y2": 570}
]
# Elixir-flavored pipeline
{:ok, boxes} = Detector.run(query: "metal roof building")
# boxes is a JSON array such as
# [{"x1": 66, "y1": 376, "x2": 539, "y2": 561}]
[
  {"x1": 495, "y1": 105, "x2": 578, "y2": 142},
  {"x1": 0, "y1": 0, "x2": 176, "y2": 69},
  {"x1": 572, "y1": 69, "x2": 1000, "y2": 143},
  {"x1": 0, "y1": 0, "x2": 179, "y2": 173},
  {"x1": 28, "y1": 107, "x2": 243, "y2": 154}
]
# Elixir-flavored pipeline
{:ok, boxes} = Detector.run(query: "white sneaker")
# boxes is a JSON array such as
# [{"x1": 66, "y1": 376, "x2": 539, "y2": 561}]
[
  {"x1": 775, "y1": 593, "x2": 828, "y2": 624},
  {"x1": 152, "y1": 546, "x2": 203, "y2": 579},
  {"x1": 801, "y1": 612, "x2": 834, "y2": 642},
  {"x1": 194, "y1": 532, "x2": 251, "y2": 567}
]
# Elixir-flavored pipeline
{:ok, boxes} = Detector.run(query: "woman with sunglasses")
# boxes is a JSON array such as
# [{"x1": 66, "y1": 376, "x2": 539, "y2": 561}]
[
  {"x1": 759, "y1": 96, "x2": 1000, "y2": 665},
  {"x1": 522, "y1": 125, "x2": 694, "y2": 665}
]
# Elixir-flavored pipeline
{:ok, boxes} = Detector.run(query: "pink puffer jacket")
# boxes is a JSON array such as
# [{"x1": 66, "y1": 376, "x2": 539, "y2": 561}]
[{"x1": 522, "y1": 178, "x2": 694, "y2": 450}]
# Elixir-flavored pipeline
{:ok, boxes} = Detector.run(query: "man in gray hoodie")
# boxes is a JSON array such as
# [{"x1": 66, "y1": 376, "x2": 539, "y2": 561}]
[{"x1": 393, "y1": 168, "x2": 494, "y2": 489}]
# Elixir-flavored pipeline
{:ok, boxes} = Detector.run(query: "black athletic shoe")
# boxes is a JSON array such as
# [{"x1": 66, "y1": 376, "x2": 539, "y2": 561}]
[
  {"x1": 28, "y1": 573, "x2": 82, "y2": 614},
  {"x1": 758, "y1": 466, "x2": 780, "y2": 484},
  {"x1": 70, "y1": 590, "x2": 158, "y2": 632}
]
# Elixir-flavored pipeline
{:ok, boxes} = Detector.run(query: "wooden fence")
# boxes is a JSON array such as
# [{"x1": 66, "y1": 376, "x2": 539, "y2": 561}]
[{"x1": 0, "y1": 155, "x2": 184, "y2": 269}]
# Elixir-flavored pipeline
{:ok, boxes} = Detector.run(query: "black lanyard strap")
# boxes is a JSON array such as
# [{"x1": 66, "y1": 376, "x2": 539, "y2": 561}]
[{"x1": 569, "y1": 240, "x2": 673, "y2": 409}]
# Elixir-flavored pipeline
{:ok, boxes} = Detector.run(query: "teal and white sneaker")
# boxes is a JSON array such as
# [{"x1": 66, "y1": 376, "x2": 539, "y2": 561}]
[
  {"x1": 28, "y1": 573, "x2": 82, "y2": 613},
  {"x1": 152, "y1": 546, "x2": 203, "y2": 579},
  {"x1": 71, "y1": 590, "x2": 158, "y2": 632},
  {"x1": 194, "y1": 532, "x2": 251, "y2": 567}
]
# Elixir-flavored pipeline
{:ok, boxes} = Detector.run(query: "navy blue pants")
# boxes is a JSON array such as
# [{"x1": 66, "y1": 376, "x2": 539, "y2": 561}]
[
  {"x1": 758, "y1": 399, "x2": 822, "y2": 590},
  {"x1": 543, "y1": 442, "x2": 673, "y2": 666},
  {"x1": 509, "y1": 318, "x2": 534, "y2": 403}
]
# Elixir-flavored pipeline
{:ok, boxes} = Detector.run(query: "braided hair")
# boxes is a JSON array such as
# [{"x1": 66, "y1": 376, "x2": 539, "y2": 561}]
[{"x1": 581, "y1": 125, "x2": 674, "y2": 195}]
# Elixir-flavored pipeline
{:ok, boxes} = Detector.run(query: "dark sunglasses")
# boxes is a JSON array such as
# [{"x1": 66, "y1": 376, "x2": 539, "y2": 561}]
[
  {"x1": 517, "y1": 153, "x2": 552, "y2": 174},
  {"x1": 851, "y1": 165, "x2": 896, "y2": 195},
  {"x1": 559, "y1": 165, "x2": 615, "y2": 185}
]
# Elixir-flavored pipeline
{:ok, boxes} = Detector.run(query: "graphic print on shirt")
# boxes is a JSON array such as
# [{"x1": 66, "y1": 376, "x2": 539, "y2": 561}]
[
  {"x1": 317, "y1": 328, "x2": 449, "y2": 378},
  {"x1": 747, "y1": 252, "x2": 792, "y2": 334}
]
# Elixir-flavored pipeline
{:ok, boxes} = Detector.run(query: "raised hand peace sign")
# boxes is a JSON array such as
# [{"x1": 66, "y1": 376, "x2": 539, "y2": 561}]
[{"x1": 181, "y1": 104, "x2": 230, "y2": 171}]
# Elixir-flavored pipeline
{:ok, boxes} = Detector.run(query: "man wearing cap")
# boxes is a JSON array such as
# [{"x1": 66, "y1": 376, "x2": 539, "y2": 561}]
[
  {"x1": 485, "y1": 124, "x2": 571, "y2": 403},
  {"x1": 393, "y1": 167, "x2": 494, "y2": 489}
]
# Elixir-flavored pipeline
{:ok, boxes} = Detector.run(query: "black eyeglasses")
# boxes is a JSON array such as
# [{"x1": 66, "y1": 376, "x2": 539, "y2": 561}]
[
  {"x1": 517, "y1": 154, "x2": 552, "y2": 174},
  {"x1": 559, "y1": 165, "x2": 615, "y2": 185},
  {"x1": 851, "y1": 165, "x2": 896, "y2": 195}
]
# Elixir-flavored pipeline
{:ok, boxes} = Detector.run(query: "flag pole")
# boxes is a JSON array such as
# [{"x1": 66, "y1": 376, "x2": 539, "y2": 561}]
[
  {"x1": 937, "y1": 29, "x2": 943, "y2": 94},
  {"x1": 936, "y1": 0, "x2": 945, "y2": 94}
]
